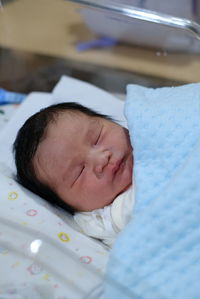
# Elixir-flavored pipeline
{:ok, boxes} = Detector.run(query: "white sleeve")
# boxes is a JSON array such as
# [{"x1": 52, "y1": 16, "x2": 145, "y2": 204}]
[
  {"x1": 73, "y1": 186, "x2": 135, "y2": 247},
  {"x1": 111, "y1": 186, "x2": 135, "y2": 231},
  {"x1": 73, "y1": 206, "x2": 118, "y2": 247}
]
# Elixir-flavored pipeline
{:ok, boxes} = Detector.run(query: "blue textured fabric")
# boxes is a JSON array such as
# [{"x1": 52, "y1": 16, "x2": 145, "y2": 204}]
[{"x1": 105, "y1": 83, "x2": 200, "y2": 299}]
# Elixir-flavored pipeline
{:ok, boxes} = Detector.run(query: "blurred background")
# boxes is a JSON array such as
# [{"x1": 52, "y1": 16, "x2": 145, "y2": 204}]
[{"x1": 0, "y1": 0, "x2": 200, "y2": 95}]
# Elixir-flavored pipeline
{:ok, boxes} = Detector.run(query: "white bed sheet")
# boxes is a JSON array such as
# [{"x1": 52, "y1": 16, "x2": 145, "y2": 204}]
[{"x1": 0, "y1": 92, "x2": 54, "y2": 171}]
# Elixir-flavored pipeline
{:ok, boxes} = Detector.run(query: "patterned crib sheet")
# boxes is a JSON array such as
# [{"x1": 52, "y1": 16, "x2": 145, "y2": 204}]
[{"x1": 0, "y1": 164, "x2": 109, "y2": 299}]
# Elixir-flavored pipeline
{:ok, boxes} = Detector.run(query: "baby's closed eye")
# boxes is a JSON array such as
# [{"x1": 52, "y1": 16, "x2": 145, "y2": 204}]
[
  {"x1": 93, "y1": 126, "x2": 103, "y2": 146},
  {"x1": 71, "y1": 165, "x2": 85, "y2": 187},
  {"x1": 76, "y1": 165, "x2": 85, "y2": 180}
]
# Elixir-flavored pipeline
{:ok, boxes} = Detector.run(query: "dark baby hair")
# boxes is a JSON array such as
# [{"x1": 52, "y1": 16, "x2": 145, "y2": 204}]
[{"x1": 13, "y1": 102, "x2": 111, "y2": 214}]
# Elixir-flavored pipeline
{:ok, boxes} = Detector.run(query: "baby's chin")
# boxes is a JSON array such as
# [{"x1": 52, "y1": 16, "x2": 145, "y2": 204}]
[
  {"x1": 116, "y1": 181, "x2": 132, "y2": 198},
  {"x1": 116, "y1": 165, "x2": 133, "y2": 196}
]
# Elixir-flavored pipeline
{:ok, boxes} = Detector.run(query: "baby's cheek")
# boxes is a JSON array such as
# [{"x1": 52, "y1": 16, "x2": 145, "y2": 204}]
[
  {"x1": 83, "y1": 177, "x2": 99, "y2": 196},
  {"x1": 90, "y1": 179, "x2": 107, "y2": 194}
]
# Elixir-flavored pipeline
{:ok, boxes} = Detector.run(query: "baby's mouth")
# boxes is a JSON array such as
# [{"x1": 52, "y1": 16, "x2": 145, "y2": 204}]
[{"x1": 112, "y1": 158, "x2": 124, "y2": 176}]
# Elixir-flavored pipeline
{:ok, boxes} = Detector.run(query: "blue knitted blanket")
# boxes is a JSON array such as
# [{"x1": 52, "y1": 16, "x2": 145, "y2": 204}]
[{"x1": 105, "y1": 83, "x2": 200, "y2": 299}]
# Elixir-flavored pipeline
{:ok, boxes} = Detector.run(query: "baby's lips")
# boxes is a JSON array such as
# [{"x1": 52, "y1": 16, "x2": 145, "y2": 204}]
[{"x1": 111, "y1": 158, "x2": 124, "y2": 176}]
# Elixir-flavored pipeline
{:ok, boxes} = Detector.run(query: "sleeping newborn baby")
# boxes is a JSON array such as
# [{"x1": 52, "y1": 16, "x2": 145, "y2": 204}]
[{"x1": 13, "y1": 102, "x2": 134, "y2": 247}]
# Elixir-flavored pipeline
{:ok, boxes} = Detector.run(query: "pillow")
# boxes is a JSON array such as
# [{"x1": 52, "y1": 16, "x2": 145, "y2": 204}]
[
  {"x1": 52, "y1": 75, "x2": 127, "y2": 128},
  {"x1": 0, "y1": 92, "x2": 54, "y2": 171}
]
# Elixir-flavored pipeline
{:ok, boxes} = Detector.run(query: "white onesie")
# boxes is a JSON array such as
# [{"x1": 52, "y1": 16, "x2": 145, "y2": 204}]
[{"x1": 73, "y1": 186, "x2": 135, "y2": 247}]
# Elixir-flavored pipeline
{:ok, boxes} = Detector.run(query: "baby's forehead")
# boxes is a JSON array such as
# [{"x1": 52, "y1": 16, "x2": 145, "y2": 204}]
[
  {"x1": 46, "y1": 110, "x2": 102, "y2": 135},
  {"x1": 52, "y1": 109, "x2": 108, "y2": 125},
  {"x1": 54, "y1": 110, "x2": 95, "y2": 121}
]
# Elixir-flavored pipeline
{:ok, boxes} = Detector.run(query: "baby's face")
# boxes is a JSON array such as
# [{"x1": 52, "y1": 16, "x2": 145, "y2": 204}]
[{"x1": 33, "y1": 111, "x2": 133, "y2": 211}]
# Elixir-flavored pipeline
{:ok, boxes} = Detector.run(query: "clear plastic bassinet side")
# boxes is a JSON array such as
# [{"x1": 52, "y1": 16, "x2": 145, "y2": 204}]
[
  {"x1": 0, "y1": 216, "x2": 137, "y2": 299},
  {"x1": 65, "y1": 0, "x2": 200, "y2": 52}
]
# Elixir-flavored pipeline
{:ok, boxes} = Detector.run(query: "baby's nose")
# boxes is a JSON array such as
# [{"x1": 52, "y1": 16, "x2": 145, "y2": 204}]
[{"x1": 93, "y1": 150, "x2": 111, "y2": 177}]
